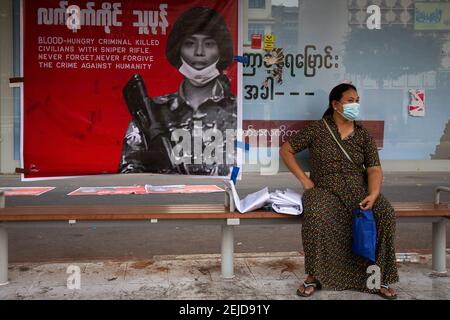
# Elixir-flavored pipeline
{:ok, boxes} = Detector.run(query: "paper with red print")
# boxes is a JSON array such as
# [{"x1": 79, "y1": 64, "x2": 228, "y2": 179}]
[{"x1": 409, "y1": 89, "x2": 425, "y2": 117}]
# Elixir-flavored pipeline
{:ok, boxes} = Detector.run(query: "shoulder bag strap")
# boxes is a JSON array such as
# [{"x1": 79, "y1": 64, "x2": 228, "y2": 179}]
[{"x1": 322, "y1": 118, "x2": 355, "y2": 164}]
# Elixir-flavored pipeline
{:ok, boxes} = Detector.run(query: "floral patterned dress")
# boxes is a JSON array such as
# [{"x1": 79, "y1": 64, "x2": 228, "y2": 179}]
[{"x1": 288, "y1": 114, "x2": 399, "y2": 291}]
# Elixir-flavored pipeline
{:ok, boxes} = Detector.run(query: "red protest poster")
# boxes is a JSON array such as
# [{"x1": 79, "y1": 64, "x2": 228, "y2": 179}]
[
  {"x1": 23, "y1": 0, "x2": 240, "y2": 180},
  {"x1": 251, "y1": 34, "x2": 262, "y2": 49}
]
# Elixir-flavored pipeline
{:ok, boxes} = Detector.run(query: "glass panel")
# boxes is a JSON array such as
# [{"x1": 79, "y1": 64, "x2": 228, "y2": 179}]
[
  {"x1": 249, "y1": 0, "x2": 266, "y2": 9},
  {"x1": 242, "y1": 0, "x2": 450, "y2": 162}
]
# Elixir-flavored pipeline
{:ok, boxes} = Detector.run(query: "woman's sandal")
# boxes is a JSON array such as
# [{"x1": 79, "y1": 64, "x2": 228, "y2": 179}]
[
  {"x1": 296, "y1": 279, "x2": 322, "y2": 297},
  {"x1": 377, "y1": 285, "x2": 398, "y2": 300}
]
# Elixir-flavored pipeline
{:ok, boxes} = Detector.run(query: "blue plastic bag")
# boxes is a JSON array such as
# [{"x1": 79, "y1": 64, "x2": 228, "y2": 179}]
[{"x1": 352, "y1": 208, "x2": 377, "y2": 262}]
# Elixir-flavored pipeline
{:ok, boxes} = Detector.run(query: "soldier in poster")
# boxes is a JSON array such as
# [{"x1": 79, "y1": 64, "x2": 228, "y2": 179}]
[{"x1": 119, "y1": 6, "x2": 237, "y2": 176}]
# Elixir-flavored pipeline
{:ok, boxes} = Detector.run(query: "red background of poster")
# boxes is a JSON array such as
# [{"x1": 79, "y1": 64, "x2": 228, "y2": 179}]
[
  {"x1": 251, "y1": 34, "x2": 262, "y2": 49},
  {"x1": 23, "y1": 0, "x2": 238, "y2": 179}
]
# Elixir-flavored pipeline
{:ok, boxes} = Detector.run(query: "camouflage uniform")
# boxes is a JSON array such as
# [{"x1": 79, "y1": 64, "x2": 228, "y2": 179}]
[{"x1": 119, "y1": 75, "x2": 237, "y2": 175}]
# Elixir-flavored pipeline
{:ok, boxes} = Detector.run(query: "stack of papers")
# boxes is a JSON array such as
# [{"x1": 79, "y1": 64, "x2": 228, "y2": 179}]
[
  {"x1": 268, "y1": 189, "x2": 303, "y2": 215},
  {"x1": 224, "y1": 180, "x2": 270, "y2": 213},
  {"x1": 224, "y1": 181, "x2": 303, "y2": 215}
]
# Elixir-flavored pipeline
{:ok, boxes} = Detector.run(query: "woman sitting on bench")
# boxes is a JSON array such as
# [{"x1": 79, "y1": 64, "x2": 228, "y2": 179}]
[{"x1": 280, "y1": 83, "x2": 399, "y2": 299}]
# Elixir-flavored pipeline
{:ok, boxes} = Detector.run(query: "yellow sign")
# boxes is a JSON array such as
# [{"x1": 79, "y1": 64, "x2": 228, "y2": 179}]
[
  {"x1": 264, "y1": 33, "x2": 275, "y2": 50},
  {"x1": 415, "y1": 3, "x2": 450, "y2": 30}
]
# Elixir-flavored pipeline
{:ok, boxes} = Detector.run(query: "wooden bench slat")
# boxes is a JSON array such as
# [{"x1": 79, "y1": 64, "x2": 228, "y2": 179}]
[
  {"x1": 0, "y1": 202, "x2": 449, "y2": 222},
  {"x1": 0, "y1": 205, "x2": 285, "y2": 221},
  {"x1": 392, "y1": 203, "x2": 450, "y2": 210}
]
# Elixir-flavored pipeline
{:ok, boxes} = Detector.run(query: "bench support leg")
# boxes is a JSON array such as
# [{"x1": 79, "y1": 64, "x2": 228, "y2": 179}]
[
  {"x1": 0, "y1": 226, "x2": 8, "y2": 286},
  {"x1": 224, "y1": 187, "x2": 235, "y2": 212},
  {"x1": 432, "y1": 220, "x2": 447, "y2": 275},
  {"x1": 221, "y1": 225, "x2": 234, "y2": 279}
]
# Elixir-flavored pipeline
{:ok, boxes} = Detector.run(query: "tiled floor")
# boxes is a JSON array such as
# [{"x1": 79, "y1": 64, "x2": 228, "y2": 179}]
[{"x1": 0, "y1": 252, "x2": 448, "y2": 300}]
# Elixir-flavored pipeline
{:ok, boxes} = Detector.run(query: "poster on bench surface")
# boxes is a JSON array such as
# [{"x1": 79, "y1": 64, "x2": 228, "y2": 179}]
[
  {"x1": 0, "y1": 187, "x2": 55, "y2": 196},
  {"x1": 68, "y1": 186, "x2": 147, "y2": 196},
  {"x1": 144, "y1": 184, "x2": 224, "y2": 194},
  {"x1": 22, "y1": 0, "x2": 242, "y2": 180},
  {"x1": 68, "y1": 185, "x2": 223, "y2": 195}
]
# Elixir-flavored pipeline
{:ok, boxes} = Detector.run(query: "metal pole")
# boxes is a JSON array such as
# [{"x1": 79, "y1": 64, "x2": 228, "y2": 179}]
[
  {"x1": 435, "y1": 186, "x2": 450, "y2": 206},
  {"x1": 224, "y1": 187, "x2": 230, "y2": 208},
  {"x1": 221, "y1": 224, "x2": 235, "y2": 279},
  {"x1": 432, "y1": 186, "x2": 448, "y2": 275},
  {"x1": 228, "y1": 189, "x2": 236, "y2": 212},
  {"x1": 0, "y1": 191, "x2": 8, "y2": 285},
  {"x1": 0, "y1": 226, "x2": 8, "y2": 286},
  {"x1": 432, "y1": 219, "x2": 447, "y2": 275},
  {"x1": 0, "y1": 191, "x2": 4, "y2": 209}
]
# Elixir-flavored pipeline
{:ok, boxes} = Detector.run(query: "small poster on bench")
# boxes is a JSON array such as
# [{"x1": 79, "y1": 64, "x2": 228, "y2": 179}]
[
  {"x1": 0, "y1": 187, "x2": 55, "y2": 196},
  {"x1": 68, "y1": 185, "x2": 224, "y2": 196},
  {"x1": 68, "y1": 186, "x2": 147, "y2": 196},
  {"x1": 145, "y1": 185, "x2": 224, "y2": 194}
]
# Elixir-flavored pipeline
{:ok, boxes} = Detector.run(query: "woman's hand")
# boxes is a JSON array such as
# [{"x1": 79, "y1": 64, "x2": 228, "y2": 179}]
[
  {"x1": 300, "y1": 178, "x2": 315, "y2": 190},
  {"x1": 359, "y1": 193, "x2": 378, "y2": 210}
]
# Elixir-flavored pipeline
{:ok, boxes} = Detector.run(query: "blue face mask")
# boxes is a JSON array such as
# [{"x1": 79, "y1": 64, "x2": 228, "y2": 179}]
[{"x1": 338, "y1": 102, "x2": 360, "y2": 121}]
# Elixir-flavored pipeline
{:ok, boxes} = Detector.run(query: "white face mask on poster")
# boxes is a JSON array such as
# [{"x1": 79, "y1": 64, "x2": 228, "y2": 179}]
[{"x1": 178, "y1": 57, "x2": 220, "y2": 87}]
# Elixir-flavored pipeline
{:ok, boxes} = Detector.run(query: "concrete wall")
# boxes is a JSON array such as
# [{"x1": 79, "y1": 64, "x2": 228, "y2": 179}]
[{"x1": 0, "y1": 0, "x2": 18, "y2": 173}]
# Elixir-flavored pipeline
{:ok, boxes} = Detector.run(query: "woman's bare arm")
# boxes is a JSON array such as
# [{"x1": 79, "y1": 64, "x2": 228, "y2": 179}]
[{"x1": 279, "y1": 142, "x2": 315, "y2": 190}]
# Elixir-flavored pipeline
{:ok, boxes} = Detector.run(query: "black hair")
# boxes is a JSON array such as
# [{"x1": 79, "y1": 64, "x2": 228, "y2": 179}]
[
  {"x1": 166, "y1": 7, "x2": 234, "y2": 71},
  {"x1": 322, "y1": 83, "x2": 358, "y2": 118}
]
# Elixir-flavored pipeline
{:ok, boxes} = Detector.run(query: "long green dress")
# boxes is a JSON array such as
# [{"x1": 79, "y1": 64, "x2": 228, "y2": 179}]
[{"x1": 288, "y1": 114, "x2": 399, "y2": 291}]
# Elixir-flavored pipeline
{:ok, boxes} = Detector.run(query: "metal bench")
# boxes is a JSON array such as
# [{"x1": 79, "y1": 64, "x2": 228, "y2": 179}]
[{"x1": 0, "y1": 187, "x2": 449, "y2": 286}]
